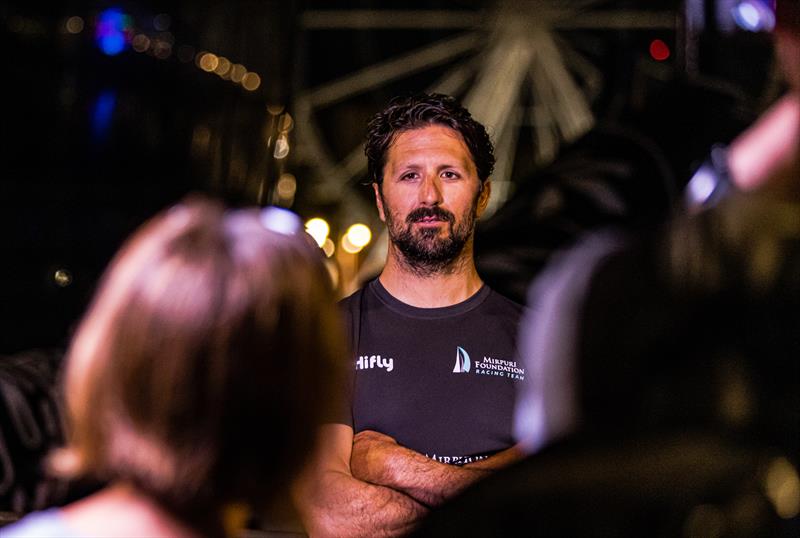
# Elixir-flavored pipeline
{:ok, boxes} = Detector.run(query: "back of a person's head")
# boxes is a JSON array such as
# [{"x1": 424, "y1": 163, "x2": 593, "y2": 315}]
[
  {"x1": 576, "y1": 193, "x2": 800, "y2": 453},
  {"x1": 51, "y1": 196, "x2": 345, "y2": 531}
]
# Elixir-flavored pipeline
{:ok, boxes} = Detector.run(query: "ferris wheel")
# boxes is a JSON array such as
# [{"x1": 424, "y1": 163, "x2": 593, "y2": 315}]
[
  {"x1": 291, "y1": 0, "x2": 678, "y2": 290},
  {"x1": 293, "y1": 0, "x2": 676, "y2": 213}
]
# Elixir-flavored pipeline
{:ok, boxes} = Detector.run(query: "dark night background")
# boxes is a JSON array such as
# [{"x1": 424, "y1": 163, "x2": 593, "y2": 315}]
[{"x1": 0, "y1": 1, "x2": 781, "y2": 354}]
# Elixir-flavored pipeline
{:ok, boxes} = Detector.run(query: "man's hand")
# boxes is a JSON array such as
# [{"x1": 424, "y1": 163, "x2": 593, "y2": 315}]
[
  {"x1": 293, "y1": 425, "x2": 427, "y2": 538},
  {"x1": 348, "y1": 429, "x2": 525, "y2": 507},
  {"x1": 351, "y1": 430, "x2": 403, "y2": 486}
]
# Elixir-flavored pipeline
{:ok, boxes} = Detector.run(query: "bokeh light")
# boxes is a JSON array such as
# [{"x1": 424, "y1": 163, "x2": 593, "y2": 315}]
[
  {"x1": 305, "y1": 218, "x2": 330, "y2": 248},
  {"x1": 53, "y1": 269, "x2": 72, "y2": 287},
  {"x1": 230, "y1": 64, "x2": 247, "y2": 83},
  {"x1": 345, "y1": 223, "x2": 372, "y2": 249},
  {"x1": 132, "y1": 34, "x2": 150, "y2": 53},
  {"x1": 273, "y1": 135, "x2": 290, "y2": 159},
  {"x1": 649, "y1": 39, "x2": 670, "y2": 61},
  {"x1": 733, "y1": 0, "x2": 776, "y2": 32},
  {"x1": 215, "y1": 57, "x2": 232, "y2": 77},
  {"x1": 766, "y1": 457, "x2": 800, "y2": 519},
  {"x1": 276, "y1": 173, "x2": 297, "y2": 199},
  {"x1": 65, "y1": 16, "x2": 84, "y2": 34},
  {"x1": 198, "y1": 52, "x2": 219, "y2": 72},
  {"x1": 241, "y1": 72, "x2": 261, "y2": 91},
  {"x1": 95, "y1": 8, "x2": 132, "y2": 56}
]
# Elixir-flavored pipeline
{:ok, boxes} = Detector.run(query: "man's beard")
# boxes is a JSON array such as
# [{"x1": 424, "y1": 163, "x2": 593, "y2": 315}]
[{"x1": 383, "y1": 198, "x2": 479, "y2": 277}]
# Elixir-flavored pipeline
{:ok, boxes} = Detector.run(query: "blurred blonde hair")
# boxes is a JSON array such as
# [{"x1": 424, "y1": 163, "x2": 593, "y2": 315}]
[{"x1": 52, "y1": 196, "x2": 345, "y2": 530}]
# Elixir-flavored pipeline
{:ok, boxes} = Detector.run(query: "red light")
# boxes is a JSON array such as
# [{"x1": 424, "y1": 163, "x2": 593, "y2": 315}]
[{"x1": 649, "y1": 39, "x2": 670, "y2": 61}]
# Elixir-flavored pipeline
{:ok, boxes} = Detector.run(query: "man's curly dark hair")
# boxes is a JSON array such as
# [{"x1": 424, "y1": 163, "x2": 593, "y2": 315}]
[{"x1": 365, "y1": 93, "x2": 495, "y2": 185}]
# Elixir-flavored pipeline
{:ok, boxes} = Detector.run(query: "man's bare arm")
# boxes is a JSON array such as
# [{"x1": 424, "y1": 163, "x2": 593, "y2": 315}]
[
  {"x1": 350, "y1": 430, "x2": 525, "y2": 507},
  {"x1": 293, "y1": 424, "x2": 427, "y2": 538},
  {"x1": 464, "y1": 443, "x2": 526, "y2": 471}
]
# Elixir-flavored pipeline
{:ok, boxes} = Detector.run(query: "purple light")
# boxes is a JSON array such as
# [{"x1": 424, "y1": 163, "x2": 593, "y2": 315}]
[{"x1": 732, "y1": 0, "x2": 776, "y2": 32}]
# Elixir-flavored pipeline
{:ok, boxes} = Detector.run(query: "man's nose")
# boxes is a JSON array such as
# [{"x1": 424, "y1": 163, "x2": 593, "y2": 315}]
[{"x1": 419, "y1": 174, "x2": 443, "y2": 205}]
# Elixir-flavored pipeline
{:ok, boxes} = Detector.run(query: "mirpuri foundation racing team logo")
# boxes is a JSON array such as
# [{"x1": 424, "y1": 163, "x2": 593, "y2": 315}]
[
  {"x1": 453, "y1": 345, "x2": 525, "y2": 380},
  {"x1": 452, "y1": 346, "x2": 471, "y2": 373}
]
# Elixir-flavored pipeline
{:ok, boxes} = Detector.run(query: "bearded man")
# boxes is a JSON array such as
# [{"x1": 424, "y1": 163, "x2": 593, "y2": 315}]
[{"x1": 296, "y1": 93, "x2": 528, "y2": 537}]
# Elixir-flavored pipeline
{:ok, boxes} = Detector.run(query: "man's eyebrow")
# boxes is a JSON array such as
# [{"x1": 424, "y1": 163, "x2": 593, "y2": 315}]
[
  {"x1": 389, "y1": 163, "x2": 421, "y2": 174},
  {"x1": 437, "y1": 162, "x2": 467, "y2": 170},
  {"x1": 393, "y1": 162, "x2": 466, "y2": 170}
]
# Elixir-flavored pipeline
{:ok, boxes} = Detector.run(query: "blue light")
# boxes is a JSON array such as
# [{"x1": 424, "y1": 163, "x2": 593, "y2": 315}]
[
  {"x1": 732, "y1": 0, "x2": 776, "y2": 32},
  {"x1": 95, "y1": 8, "x2": 129, "y2": 56},
  {"x1": 91, "y1": 90, "x2": 117, "y2": 141},
  {"x1": 260, "y1": 207, "x2": 303, "y2": 236}
]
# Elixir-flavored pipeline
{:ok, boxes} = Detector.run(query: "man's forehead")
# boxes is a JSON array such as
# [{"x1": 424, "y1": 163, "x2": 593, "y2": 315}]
[{"x1": 386, "y1": 125, "x2": 474, "y2": 167}]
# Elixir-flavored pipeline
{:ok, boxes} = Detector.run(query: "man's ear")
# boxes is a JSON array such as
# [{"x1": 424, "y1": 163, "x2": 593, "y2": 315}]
[
  {"x1": 476, "y1": 179, "x2": 492, "y2": 218},
  {"x1": 373, "y1": 182, "x2": 386, "y2": 222}
]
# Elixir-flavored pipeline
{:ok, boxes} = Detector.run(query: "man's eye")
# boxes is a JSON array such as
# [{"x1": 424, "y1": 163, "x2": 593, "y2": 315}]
[
  {"x1": 442, "y1": 171, "x2": 459, "y2": 179},
  {"x1": 401, "y1": 173, "x2": 418, "y2": 181}
]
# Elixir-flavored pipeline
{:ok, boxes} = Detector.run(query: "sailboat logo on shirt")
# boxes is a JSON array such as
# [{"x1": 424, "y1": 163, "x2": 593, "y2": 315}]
[{"x1": 453, "y1": 346, "x2": 471, "y2": 373}]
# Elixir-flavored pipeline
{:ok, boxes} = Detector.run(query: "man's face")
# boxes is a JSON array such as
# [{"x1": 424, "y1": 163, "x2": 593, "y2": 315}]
[{"x1": 373, "y1": 124, "x2": 491, "y2": 275}]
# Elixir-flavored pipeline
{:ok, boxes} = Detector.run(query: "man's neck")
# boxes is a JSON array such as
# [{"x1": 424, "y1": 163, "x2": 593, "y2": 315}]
[{"x1": 378, "y1": 246, "x2": 484, "y2": 308}]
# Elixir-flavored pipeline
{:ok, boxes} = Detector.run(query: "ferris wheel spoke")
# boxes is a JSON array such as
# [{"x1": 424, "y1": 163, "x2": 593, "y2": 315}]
[
  {"x1": 426, "y1": 58, "x2": 479, "y2": 98},
  {"x1": 300, "y1": 10, "x2": 483, "y2": 30},
  {"x1": 301, "y1": 32, "x2": 481, "y2": 108}
]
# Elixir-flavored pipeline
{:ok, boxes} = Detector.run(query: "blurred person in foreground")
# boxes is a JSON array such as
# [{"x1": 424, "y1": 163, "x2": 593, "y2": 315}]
[
  {"x1": 411, "y1": 1, "x2": 800, "y2": 536},
  {"x1": 295, "y1": 93, "x2": 527, "y2": 537},
  {"x1": 0, "y1": 196, "x2": 345, "y2": 537}
]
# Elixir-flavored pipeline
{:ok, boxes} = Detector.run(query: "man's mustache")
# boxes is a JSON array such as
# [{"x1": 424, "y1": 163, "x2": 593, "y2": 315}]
[{"x1": 405, "y1": 206, "x2": 455, "y2": 225}]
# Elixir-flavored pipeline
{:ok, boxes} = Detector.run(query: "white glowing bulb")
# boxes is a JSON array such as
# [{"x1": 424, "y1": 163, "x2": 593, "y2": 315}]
[
  {"x1": 345, "y1": 223, "x2": 372, "y2": 249},
  {"x1": 305, "y1": 218, "x2": 330, "y2": 248}
]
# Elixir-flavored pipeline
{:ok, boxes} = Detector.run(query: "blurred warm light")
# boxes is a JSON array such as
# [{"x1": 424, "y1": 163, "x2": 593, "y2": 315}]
[
  {"x1": 198, "y1": 52, "x2": 219, "y2": 72},
  {"x1": 273, "y1": 135, "x2": 290, "y2": 159},
  {"x1": 345, "y1": 224, "x2": 372, "y2": 249},
  {"x1": 278, "y1": 113, "x2": 294, "y2": 132},
  {"x1": 276, "y1": 173, "x2": 297, "y2": 199},
  {"x1": 230, "y1": 64, "x2": 246, "y2": 83},
  {"x1": 214, "y1": 57, "x2": 232, "y2": 77},
  {"x1": 54, "y1": 269, "x2": 72, "y2": 287},
  {"x1": 322, "y1": 237, "x2": 335, "y2": 258},
  {"x1": 305, "y1": 218, "x2": 330, "y2": 248},
  {"x1": 766, "y1": 457, "x2": 800, "y2": 519},
  {"x1": 241, "y1": 72, "x2": 261, "y2": 91},
  {"x1": 132, "y1": 34, "x2": 150, "y2": 53},
  {"x1": 153, "y1": 13, "x2": 171, "y2": 31},
  {"x1": 65, "y1": 16, "x2": 84, "y2": 34},
  {"x1": 341, "y1": 234, "x2": 359, "y2": 254},
  {"x1": 267, "y1": 104, "x2": 285, "y2": 115},
  {"x1": 324, "y1": 258, "x2": 340, "y2": 289}
]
